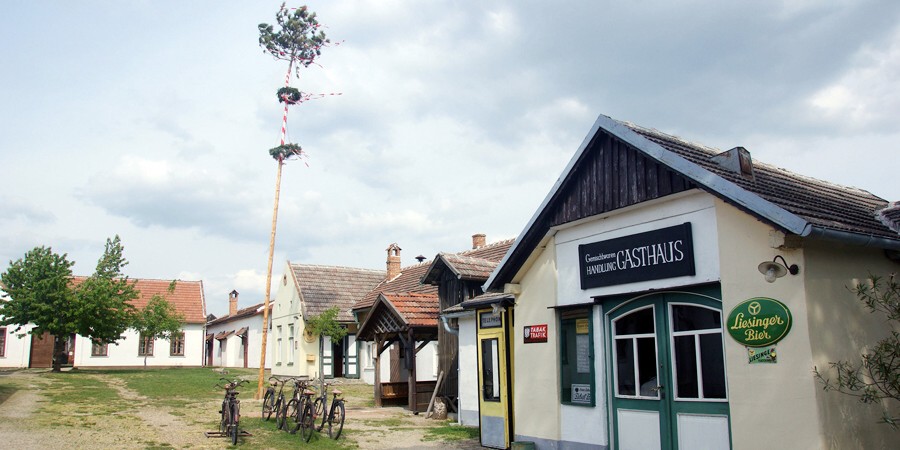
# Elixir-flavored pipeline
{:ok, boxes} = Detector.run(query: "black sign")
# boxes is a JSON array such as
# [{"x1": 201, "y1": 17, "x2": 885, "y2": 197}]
[{"x1": 578, "y1": 223, "x2": 695, "y2": 289}]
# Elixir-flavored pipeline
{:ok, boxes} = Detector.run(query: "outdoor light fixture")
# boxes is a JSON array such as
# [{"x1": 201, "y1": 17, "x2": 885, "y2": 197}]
[
  {"x1": 491, "y1": 303, "x2": 507, "y2": 316},
  {"x1": 757, "y1": 255, "x2": 800, "y2": 283}
]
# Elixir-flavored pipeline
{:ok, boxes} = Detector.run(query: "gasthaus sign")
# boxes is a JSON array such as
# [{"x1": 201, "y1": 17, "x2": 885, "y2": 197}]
[{"x1": 578, "y1": 223, "x2": 695, "y2": 289}]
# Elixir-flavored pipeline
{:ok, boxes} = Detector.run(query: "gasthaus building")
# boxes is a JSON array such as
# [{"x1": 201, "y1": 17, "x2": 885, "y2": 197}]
[{"x1": 475, "y1": 114, "x2": 899, "y2": 450}]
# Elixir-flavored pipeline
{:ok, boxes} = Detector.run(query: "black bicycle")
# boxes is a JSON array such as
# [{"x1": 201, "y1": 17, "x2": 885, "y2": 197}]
[
  {"x1": 217, "y1": 378, "x2": 249, "y2": 445},
  {"x1": 301, "y1": 380, "x2": 345, "y2": 441},
  {"x1": 282, "y1": 377, "x2": 312, "y2": 434},
  {"x1": 262, "y1": 376, "x2": 290, "y2": 428}
]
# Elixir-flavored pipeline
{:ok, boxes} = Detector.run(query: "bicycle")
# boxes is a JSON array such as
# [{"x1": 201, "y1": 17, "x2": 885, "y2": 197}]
[
  {"x1": 282, "y1": 377, "x2": 312, "y2": 434},
  {"x1": 217, "y1": 378, "x2": 249, "y2": 445},
  {"x1": 301, "y1": 379, "x2": 345, "y2": 441},
  {"x1": 262, "y1": 376, "x2": 290, "y2": 429}
]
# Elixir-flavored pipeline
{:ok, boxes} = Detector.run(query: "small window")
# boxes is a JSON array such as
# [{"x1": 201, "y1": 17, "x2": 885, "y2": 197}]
[
  {"x1": 288, "y1": 325, "x2": 295, "y2": 365},
  {"x1": 0, "y1": 327, "x2": 6, "y2": 357},
  {"x1": 170, "y1": 332, "x2": 185, "y2": 356},
  {"x1": 91, "y1": 340, "x2": 108, "y2": 357},
  {"x1": 481, "y1": 338, "x2": 500, "y2": 402},
  {"x1": 138, "y1": 334, "x2": 154, "y2": 356},
  {"x1": 560, "y1": 308, "x2": 595, "y2": 406}
]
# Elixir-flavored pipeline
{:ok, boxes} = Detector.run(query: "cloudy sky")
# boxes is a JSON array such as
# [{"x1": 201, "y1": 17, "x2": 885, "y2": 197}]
[{"x1": 2, "y1": 1, "x2": 899, "y2": 316}]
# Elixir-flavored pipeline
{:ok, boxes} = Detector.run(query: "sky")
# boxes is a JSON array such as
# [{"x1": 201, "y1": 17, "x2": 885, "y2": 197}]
[{"x1": 2, "y1": 1, "x2": 899, "y2": 317}]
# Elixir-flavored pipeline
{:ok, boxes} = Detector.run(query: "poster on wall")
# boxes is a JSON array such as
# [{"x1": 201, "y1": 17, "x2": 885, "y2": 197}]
[
  {"x1": 576, "y1": 334, "x2": 590, "y2": 373},
  {"x1": 571, "y1": 384, "x2": 591, "y2": 404},
  {"x1": 578, "y1": 223, "x2": 695, "y2": 289},
  {"x1": 748, "y1": 345, "x2": 777, "y2": 364}
]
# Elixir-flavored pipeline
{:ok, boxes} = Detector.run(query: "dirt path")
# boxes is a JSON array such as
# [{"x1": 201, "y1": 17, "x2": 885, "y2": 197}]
[{"x1": 0, "y1": 370, "x2": 484, "y2": 449}]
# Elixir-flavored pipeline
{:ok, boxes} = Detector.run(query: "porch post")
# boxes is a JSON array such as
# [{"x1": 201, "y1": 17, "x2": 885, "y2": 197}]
[
  {"x1": 374, "y1": 334, "x2": 383, "y2": 407},
  {"x1": 407, "y1": 328, "x2": 417, "y2": 412}
]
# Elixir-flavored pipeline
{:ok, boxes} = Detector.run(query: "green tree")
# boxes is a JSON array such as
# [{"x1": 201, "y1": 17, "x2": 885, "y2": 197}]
[
  {"x1": 133, "y1": 280, "x2": 185, "y2": 368},
  {"x1": 0, "y1": 246, "x2": 76, "y2": 372},
  {"x1": 255, "y1": 2, "x2": 331, "y2": 399},
  {"x1": 307, "y1": 306, "x2": 347, "y2": 385},
  {"x1": 815, "y1": 274, "x2": 900, "y2": 428},
  {"x1": 73, "y1": 235, "x2": 140, "y2": 345}
]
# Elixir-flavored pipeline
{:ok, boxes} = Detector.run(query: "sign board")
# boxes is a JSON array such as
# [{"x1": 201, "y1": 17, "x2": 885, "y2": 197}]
[
  {"x1": 748, "y1": 345, "x2": 777, "y2": 364},
  {"x1": 578, "y1": 223, "x2": 695, "y2": 289},
  {"x1": 726, "y1": 297, "x2": 792, "y2": 347},
  {"x1": 571, "y1": 384, "x2": 591, "y2": 404},
  {"x1": 524, "y1": 324, "x2": 548, "y2": 343},
  {"x1": 479, "y1": 311, "x2": 502, "y2": 329}
]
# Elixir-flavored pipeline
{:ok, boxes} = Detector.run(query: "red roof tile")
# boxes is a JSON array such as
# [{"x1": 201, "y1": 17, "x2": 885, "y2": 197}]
[
  {"x1": 352, "y1": 261, "x2": 436, "y2": 311},
  {"x1": 382, "y1": 292, "x2": 439, "y2": 327},
  {"x1": 71, "y1": 277, "x2": 206, "y2": 324}
]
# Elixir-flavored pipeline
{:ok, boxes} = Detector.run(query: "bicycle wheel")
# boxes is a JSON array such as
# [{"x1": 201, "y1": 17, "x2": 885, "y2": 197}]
[
  {"x1": 300, "y1": 402, "x2": 315, "y2": 442},
  {"x1": 327, "y1": 400, "x2": 345, "y2": 439},
  {"x1": 219, "y1": 399, "x2": 229, "y2": 434},
  {"x1": 313, "y1": 397, "x2": 327, "y2": 431},
  {"x1": 262, "y1": 388, "x2": 275, "y2": 420},
  {"x1": 284, "y1": 398, "x2": 301, "y2": 434},
  {"x1": 274, "y1": 395, "x2": 286, "y2": 430},
  {"x1": 230, "y1": 402, "x2": 240, "y2": 445}
]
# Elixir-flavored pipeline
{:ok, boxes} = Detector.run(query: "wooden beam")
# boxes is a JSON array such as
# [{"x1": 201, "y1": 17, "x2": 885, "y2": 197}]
[
  {"x1": 374, "y1": 334, "x2": 382, "y2": 408},
  {"x1": 407, "y1": 328, "x2": 417, "y2": 412},
  {"x1": 377, "y1": 336, "x2": 398, "y2": 356},
  {"x1": 414, "y1": 339, "x2": 431, "y2": 354}
]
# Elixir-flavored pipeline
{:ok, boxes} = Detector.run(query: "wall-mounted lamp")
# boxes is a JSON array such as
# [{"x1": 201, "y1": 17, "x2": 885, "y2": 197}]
[
  {"x1": 757, "y1": 255, "x2": 800, "y2": 283},
  {"x1": 491, "y1": 303, "x2": 506, "y2": 316}
]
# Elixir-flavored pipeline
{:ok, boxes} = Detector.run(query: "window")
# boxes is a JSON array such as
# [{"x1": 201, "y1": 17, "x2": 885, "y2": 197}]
[
  {"x1": 138, "y1": 334, "x2": 154, "y2": 356},
  {"x1": 288, "y1": 325, "x2": 295, "y2": 365},
  {"x1": 170, "y1": 332, "x2": 185, "y2": 356},
  {"x1": 276, "y1": 325, "x2": 283, "y2": 364},
  {"x1": 481, "y1": 338, "x2": 500, "y2": 402},
  {"x1": 91, "y1": 340, "x2": 108, "y2": 357},
  {"x1": 613, "y1": 306, "x2": 658, "y2": 398},
  {"x1": 0, "y1": 327, "x2": 6, "y2": 357},
  {"x1": 560, "y1": 308, "x2": 595, "y2": 406},
  {"x1": 670, "y1": 304, "x2": 726, "y2": 400}
]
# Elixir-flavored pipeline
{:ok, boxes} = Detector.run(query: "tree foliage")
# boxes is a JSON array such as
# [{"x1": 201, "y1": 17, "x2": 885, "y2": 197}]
[
  {"x1": 258, "y1": 2, "x2": 329, "y2": 78},
  {"x1": 73, "y1": 236, "x2": 139, "y2": 344},
  {"x1": 814, "y1": 274, "x2": 900, "y2": 428},
  {"x1": 133, "y1": 281, "x2": 185, "y2": 368},
  {"x1": 306, "y1": 306, "x2": 347, "y2": 342}
]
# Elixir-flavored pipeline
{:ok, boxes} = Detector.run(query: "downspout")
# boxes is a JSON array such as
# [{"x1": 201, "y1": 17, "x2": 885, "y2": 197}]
[{"x1": 440, "y1": 315, "x2": 459, "y2": 336}]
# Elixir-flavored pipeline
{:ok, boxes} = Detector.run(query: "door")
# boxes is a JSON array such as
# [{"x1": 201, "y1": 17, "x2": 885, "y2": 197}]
[
  {"x1": 322, "y1": 335, "x2": 333, "y2": 378},
  {"x1": 606, "y1": 290, "x2": 730, "y2": 450},
  {"x1": 344, "y1": 334, "x2": 359, "y2": 379},
  {"x1": 477, "y1": 308, "x2": 512, "y2": 449}
]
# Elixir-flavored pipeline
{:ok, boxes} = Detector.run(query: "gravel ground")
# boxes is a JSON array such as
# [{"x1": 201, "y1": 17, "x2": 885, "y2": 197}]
[{"x1": 0, "y1": 370, "x2": 484, "y2": 449}]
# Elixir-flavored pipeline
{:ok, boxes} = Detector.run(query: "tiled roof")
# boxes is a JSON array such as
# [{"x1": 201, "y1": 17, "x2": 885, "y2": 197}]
[
  {"x1": 71, "y1": 277, "x2": 206, "y2": 324},
  {"x1": 292, "y1": 263, "x2": 385, "y2": 322},
  {"x1": 423, "y1": 239, "x2": 515, "y2": 284},
  {"x1": 457, "y1": 239, "x2": 515, "y2": 262},
  {"x1": 206, "y1": 302, "x2": 268, "y2": 326},
  {"x1": 627, "y1": 123, "x2": 896, "y2": 240},
  {"x1": 382, "y1": 292, "x2": 439, "y2": 327},
  {"x1": 352, "y1": 261, "x2": 436, "y2": 311},
  {"x1": 877, "y1": 202, "x2": 900, "y2": 234}
]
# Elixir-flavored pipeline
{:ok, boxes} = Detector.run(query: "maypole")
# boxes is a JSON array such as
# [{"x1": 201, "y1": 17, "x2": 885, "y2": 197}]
[{"x1": 255, "y1": 2, "x2": 332, "y2": 399}]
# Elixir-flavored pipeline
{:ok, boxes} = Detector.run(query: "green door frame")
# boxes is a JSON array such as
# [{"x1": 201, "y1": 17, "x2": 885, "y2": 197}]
[{"x1": 603, "y1": 285, "x2": 730, "y2": 450}]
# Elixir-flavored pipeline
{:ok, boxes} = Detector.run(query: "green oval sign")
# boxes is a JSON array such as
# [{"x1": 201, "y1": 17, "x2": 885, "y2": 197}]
[{"x1": 726, "y1": 297, "x2": 792, "y2": 347}]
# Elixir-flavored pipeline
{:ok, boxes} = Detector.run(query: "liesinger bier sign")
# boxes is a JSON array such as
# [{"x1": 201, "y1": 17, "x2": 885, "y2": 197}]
[{"x1": 726, "y1": 297, "x2": 792, "y2": 347}]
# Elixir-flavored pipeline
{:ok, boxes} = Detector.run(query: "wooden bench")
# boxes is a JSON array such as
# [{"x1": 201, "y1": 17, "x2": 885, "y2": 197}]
[{"x1": 379, "y1": 380, "x2": 438, "y2": 412}]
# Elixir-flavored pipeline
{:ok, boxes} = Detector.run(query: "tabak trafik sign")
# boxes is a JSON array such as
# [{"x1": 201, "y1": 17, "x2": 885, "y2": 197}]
[
  {"x1": 726, "y1": 297, "x2": 792, "y2": 347},
  {"x1": 524, "y1": 324, "x2": 548, "y2": 343},
  {"x1": 578, "y1": 223, "x2": 695, "y2": 289}
]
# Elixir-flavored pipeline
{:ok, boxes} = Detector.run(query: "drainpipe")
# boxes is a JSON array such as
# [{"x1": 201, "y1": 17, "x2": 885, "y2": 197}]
[{"x1": 440, "y1": 315, "x2": 458, "y2": 336}]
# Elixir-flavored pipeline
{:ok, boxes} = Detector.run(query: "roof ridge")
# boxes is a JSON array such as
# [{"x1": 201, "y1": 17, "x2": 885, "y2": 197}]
[
  {"x1": 625, "y1": 121, "x2": 882, "y2": 199},
  {"x1": 290, "y1": 262, "x2": 384, "y2": 273}
]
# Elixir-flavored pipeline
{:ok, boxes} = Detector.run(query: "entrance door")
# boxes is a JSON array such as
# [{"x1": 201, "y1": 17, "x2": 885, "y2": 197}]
[
  {"x1": 344, "y1": 334, "x2": 359, "y2": 379},
  {"x1": 606, "y1": 291, "x2": 730, "y2": 450},
  {"x1": 476, "y1": 308, "x2": 512, "y2": 449},
  {"x1": 322, "y1": 335, "x2": 333, "y2": 378}
]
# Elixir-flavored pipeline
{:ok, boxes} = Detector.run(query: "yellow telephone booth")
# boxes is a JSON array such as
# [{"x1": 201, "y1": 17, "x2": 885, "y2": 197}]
[{"x1": 476, "y1": 305, "x2": 513, "y2": 449}]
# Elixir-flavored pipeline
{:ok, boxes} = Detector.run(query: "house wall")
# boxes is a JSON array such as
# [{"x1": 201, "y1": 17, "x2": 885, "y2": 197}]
[
  {"x1": 73, "y1": 324, "x2": 204, "y2": 367},
  {"x1": 271, "y1": 262, "x2": 307, "y2": 377},
  {"x1": 803, "y1": 240, "x2": 897, "y2": 449},
  {"x1": 457, "y1": 315, "x2": 479, "y2": 426},
  {"x1": 512, "y1": 239, "x2": 561, "y2": 445},
  {"x1": 0, "y1": 323, "x2": 36, "y2": 368},
  {"x1": 359, "y1": 340, "x2": 439, "y2": 385},
  {"x1": 206, "y1": 314, "x2": 271, "y2": 369}
]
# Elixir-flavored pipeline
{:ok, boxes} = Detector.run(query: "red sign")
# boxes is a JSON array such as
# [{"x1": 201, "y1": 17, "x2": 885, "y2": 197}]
[{"x1": 524, "y1": 324, "x2": 548, "y2": 343}]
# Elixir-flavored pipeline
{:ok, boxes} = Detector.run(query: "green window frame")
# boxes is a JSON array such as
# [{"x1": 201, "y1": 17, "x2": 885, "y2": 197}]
[{"x1": 560, "y1": 307, "x2": 595, "y2": 407}]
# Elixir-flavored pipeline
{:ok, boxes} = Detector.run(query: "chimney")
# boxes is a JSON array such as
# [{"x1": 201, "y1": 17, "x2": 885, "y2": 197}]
[
  {"x1": 710, "y1": 146, "x2": 754, "y2": 180},
  {"x1": 386, "y1": 243, "x2": 402, "y2": 280},
  {"x1": 229, "y1": 290, "x2": 239, "y2": 316},
  {"x1": 415, "y1": 255, "x2": 426, "y2": 263},
  {"x1": 472, "y1": 233, "x2": 486, "y2": 249}
]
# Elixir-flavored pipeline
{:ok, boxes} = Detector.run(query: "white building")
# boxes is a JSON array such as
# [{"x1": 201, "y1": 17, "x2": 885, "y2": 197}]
[{"x1": 206, "y1": 290, "x2": 271, "y2": 369}]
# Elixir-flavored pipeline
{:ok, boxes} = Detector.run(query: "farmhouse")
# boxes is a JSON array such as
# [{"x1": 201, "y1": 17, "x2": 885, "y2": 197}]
[{"x1": 205, "y1": 290, "x2": 271, "y2": 369}]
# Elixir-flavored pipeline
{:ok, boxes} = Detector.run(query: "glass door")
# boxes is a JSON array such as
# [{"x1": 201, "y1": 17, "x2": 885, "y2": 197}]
[{"x1": 607, "y1": 291, "x2": 730, "y2": 450}]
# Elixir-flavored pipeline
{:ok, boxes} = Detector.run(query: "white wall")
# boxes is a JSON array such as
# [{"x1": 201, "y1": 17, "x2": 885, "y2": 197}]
[
  {"x1": 457, "y1": 316, "x2": 479, "y2": 426},
  {"x1": 0, "y1": 324, "x2": 36, "y2": 368},
  {"x1": 359, "y1": 340, "x2": 438, "y2": 385},
  {"x1": 73, "y1": 323, "x2": 204, "y2": 367},
  {"x1": 206, "y1": 313, "x2": 271, "y2": 369}
]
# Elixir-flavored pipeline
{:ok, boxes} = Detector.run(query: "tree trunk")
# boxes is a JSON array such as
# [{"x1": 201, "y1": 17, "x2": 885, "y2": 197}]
[{"x1": 52, "y1": 334, "x2": 66, "y2": 373}]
